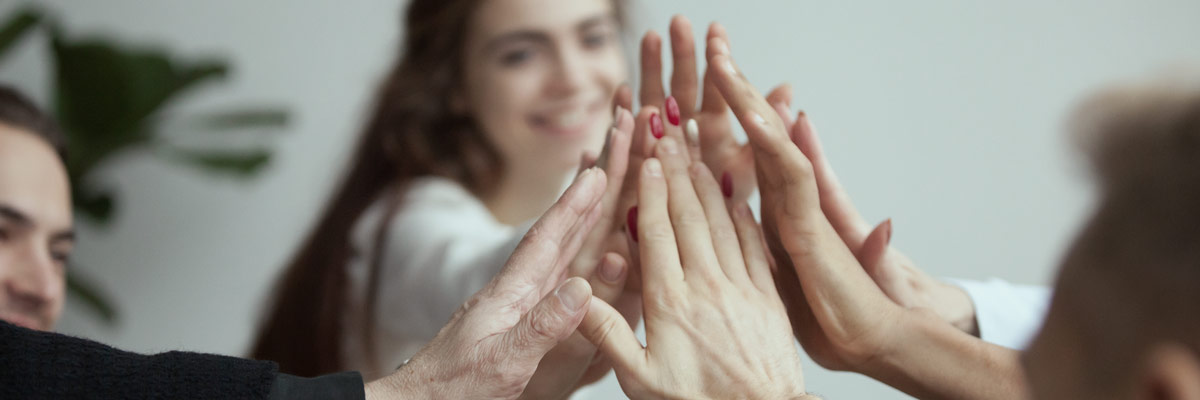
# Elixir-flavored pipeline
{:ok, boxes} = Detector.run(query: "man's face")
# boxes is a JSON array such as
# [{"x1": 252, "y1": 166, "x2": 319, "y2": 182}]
[{"x1": 0, "y1": 122, "x2": 72, "y2": 331}]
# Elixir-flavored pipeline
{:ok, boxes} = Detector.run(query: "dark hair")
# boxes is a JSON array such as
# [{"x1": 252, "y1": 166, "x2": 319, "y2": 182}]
[
  {"x1": 252, "y1": 0, "x2": 629, "y2": 376},
  {"x1": 1054, "y1": 80, "x2": 1200, "y2": 388},
  {"x1": 0, "y1": 85, "x2": 67, "y2": 160}
]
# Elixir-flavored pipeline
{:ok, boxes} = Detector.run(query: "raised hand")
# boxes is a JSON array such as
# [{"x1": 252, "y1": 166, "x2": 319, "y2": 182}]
[
  {"x1": 706, "y1": 33, "x2": 1027, "y2": 400},
  {"x1": 577, "y1": 109, "x2": 813, "y2": 399},
  {"x1": 366, "y1": 170, "x2": 608, "y2": 400}
]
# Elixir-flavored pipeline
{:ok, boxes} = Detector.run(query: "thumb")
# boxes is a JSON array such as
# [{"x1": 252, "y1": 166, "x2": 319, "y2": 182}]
[
  {"x1": 501, "y1": 277, "x2": 593, "y2": 368},
  {"x1": 577, "y1": 296, "x2": 646, "y2": 379},
  {"x1": 856, "y1": 219, "x2": 892, "y2": 279}
]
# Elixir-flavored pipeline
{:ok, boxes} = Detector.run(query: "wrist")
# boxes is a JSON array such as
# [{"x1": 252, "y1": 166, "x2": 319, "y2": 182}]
[
  {"x1": 938, "y1": 282, "x2": 980, "y2": 336},
  {"x1": 366, "y1": 361, "x2": 434, "y2": 400}
]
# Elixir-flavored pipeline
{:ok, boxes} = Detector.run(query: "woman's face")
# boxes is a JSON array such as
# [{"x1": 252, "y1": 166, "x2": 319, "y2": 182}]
[{"x1": 460, "y1": 0, "x2": 627, "y2": 175}]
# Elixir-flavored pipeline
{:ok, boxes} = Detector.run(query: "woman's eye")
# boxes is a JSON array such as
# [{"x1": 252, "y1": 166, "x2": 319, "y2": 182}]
[
  {"x1": 0, "y1": 228, "x2": 9, "y2": 242},
  {"x1": 582, "y1": 32, "x2": 610, "y2": 49},
  {"x1": 500, "y1": 48, "x2": 535, "y2": 67}
]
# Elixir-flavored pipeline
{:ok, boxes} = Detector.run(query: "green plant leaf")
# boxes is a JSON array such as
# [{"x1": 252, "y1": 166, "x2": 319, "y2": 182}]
[
  {"x1": 72, "y1": 184, "x2": 116, "y2": 224},
  {"x1": 66, "y1": 271, "x2": 118, "y2": 324},
  {"x1": 186, "y1": 108, "x2": 289, "y2": 132},
  {"x1": 165, "y1": 148, "x2": 273, "y2": 177},
  {"x1": 0, "y1": 7, "x2": 41, "y2": 62},
  {"x1": 50, "y1": 31, "x2": 230, "y2": 176}
]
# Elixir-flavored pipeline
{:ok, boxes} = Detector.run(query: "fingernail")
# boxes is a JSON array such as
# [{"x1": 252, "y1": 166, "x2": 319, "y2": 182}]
[
  {"x1": 685, "y1": 119, "x2": 699, "y2": 145},
  {"x1": 665, "y1": 96, "x2": 681, "y2": 126},
  {"x1": 884, "y1": 218, "x2": 893, "y2": 245},
  {"x1": 612, "y1": 106, "x2": 624, "y2": 127},
  {"x1": 556, "y1": 277, "x2": 590, "y2": 311},
  {"x1": 713, "y1": 38, "x2": 730, "y2": 56},
  {"x1": 599, "y1": 257, "x2": 624, "y2": 283},
  {"x1": 721, "y1": 171, "x2": 733, "y2": 198},
  {"x1": 752, "y1": 113, "x2": 767, "y2": 126},
  {"x1": 661, "y1": 137, "x2": 678, "y2": 154},
  {"x1": 650, "y1": 112, "x2": 664, "y2": 139},
  {"x1": 627, "y1": 206, "x2": 639, "y2": 242},
  {"x1": 644, "y1": 158, "x2": 663, "y2": 177},
  {"x1": 721, "y1": 56, "x2": 736, "y2": 75}
]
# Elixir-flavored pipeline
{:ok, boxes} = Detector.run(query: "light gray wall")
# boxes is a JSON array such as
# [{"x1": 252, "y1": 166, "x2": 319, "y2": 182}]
[{"x1": 3, "y1": 0, "x2": 1199, "y2": 398}]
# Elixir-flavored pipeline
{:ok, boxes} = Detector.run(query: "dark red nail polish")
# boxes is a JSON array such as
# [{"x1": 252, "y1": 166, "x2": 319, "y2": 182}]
[
  {"x1": 650, "y1": 113, "x2": 664, "y2": 139},
  {"x1": 665, "y1": 96, "x2": 681, "y2": 126},
  {"x1": 721, "y1": 171, "x2": 733, "y2": 198},
  {"x1": 627, "y1": 206, "x2": 639, "y2": 242}
]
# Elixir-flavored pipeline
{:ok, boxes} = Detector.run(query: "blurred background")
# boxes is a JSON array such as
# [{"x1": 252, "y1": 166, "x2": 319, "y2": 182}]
[{"x1": 2, "y1": 0, "x2": 1199, "y2": 398}]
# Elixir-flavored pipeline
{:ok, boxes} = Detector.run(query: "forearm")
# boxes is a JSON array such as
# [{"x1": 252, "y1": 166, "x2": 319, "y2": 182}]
[{"x1": 866, "y1": 312, "x2": 1029, "y2": 400}]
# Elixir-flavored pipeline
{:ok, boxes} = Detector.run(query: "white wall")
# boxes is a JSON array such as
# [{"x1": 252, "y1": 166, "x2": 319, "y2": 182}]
[{"x1": 3, "y1": 0, "x2": 1199, "y2": 398}]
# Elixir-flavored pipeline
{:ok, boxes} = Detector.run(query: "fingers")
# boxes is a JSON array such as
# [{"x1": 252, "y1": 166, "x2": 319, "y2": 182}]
[
  {"x1": 578, "y1": 297, "x2": 647, "y2": 380},
  {"x1": 596, "y1": 107, "x2": 635, "y2": 220},
  {"x1": 765, "y1": 83, "x2": 793, "y2": 114},
  {"x1": 668, "y1": 15, "x2": 699, "y2": 121},
  {"x1": 639, "y1": 31, "x2": 666, "y2": 108},
  {"x1": 611, "y1": 84, "x2": 634, "y2": 115},
  {"x1": 637, "y1": 157, "x2": 685, "y2": 294},
  {"x1": 655, "y1": 138, "x2": 725, "y2": 281},
  {"x1": 705, "y1": 37, "x2": 791, "y2": 155},
  {"x1": 791, "y1": 111, "x2": 872, "y2": 247},
  {"x1": 766, "y1": 83, "x2": 794, "y2": 130},
  {"x1": 700, "y1": 22, "x2": 730, "y2": 114},
  {"x1": 501, "y1": 278, "x2": 593, "y2": 369},
  {"x1": 688, "y1": 161, "x2": 752, "y2": 286},
  {"x1": 855, "y1": 219, "x2": 892, "y2": 279},
  {"x1": 494, "y1": 169, "x2": 607, "y2": 306},
  {"x1": 589, "y1": 252, "x2": 629, "y2": 304},
  {"x1": 729, "y1": 201, "x2": 775, "y2": 293}
]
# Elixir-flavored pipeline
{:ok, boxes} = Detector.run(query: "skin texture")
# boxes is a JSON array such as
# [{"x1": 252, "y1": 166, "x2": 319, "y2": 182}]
[
  {"x1": 579, "y1": 134, "x2": 812, "y2": 398},
  {"x1": 0, "y1": 123, "x2": 72, "y2": 332},
  {"x1": 365, "y1": 169, "x2": 608, "y2": 400},
  {"x1": 704, "y1": 32, "x2": 1027, "y2": 400},
  {"x1": 456, "y1": 1, "x2": 637, "y2": 396},
  {"x1": 461, "y1": 0, "x2": 627, "y2": 226}
]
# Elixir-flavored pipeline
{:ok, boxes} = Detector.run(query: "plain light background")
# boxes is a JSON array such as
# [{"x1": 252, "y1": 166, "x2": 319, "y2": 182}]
[{"x1": 3, "y1": 0, "x2": 1200, "y2": 398}]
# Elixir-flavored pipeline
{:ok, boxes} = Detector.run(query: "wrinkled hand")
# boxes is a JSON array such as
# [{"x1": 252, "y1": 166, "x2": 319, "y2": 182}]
[
  {"x1": 578, "y1": 107, "x2": 811, "y2": 399},
  {"x1": 365, "y1": 170, "x2": 606, "y2": 400},
  {"x1": 708, "y1": 34, "x2": 1026, "y2": 400},
  {"x1": 519, "y1": 101, "x2": 643, "y2": 400}
]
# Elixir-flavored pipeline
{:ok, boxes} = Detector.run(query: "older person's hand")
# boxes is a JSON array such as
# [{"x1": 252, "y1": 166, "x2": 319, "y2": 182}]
[
  {"x1": 364, "y1": 169, "x2": 608, "y2": 400},
  {"x1": 578, "y1": 108, "x2": 814, "y2": 399},
  {"x1": 706, "y1": 31, "x2": 1028, "y2": 400}
]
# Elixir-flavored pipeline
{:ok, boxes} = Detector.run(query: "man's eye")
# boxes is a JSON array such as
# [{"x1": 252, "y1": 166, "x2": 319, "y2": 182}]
[{"x1": 0, "y1": 228, "x2": 9, "y2": 241}]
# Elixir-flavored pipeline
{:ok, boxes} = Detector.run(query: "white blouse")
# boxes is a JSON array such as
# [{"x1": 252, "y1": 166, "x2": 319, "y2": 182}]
[{"x1": 341, "y1": 176, "x2": 1050, "y2": 381}]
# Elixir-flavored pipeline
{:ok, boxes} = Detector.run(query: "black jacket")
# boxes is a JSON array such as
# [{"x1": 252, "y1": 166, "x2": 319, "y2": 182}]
[{"x1": 0, "y1": 321, "x2": 363, "y2": 399}]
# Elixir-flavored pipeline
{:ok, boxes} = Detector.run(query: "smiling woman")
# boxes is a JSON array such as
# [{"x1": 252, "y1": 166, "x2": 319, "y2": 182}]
[{"x1": 250, "y1": 0, "x2": 634, "y2": 397}]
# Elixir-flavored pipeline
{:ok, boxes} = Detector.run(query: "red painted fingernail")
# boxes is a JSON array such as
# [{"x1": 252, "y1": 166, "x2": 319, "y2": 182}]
[
  {"x1": 721, "y1": 171, "x2": 733, "y2": 198},
  {"x1": 650, "y1": 113, "x2": 664, "y2": 139},
  {"x1": 627, "y1": 206, "x2": 639, "y2": 242},
  {"x1": 665, "y1": 96, "x2": 681, "y2": 126}
]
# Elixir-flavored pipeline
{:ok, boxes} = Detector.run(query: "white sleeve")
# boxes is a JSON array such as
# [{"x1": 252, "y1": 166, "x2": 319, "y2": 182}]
[
  {"x1": 344, "y1": 180, "x2": 534, "y2": 375},
  {"x1": 946, "y1": 277, "x2": 1052, "y2": 350}
]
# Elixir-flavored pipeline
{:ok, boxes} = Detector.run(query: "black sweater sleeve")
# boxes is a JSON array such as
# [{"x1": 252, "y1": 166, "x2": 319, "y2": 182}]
[{"x1": 0, "y1": 321, "x2": 366, "y2": 399}]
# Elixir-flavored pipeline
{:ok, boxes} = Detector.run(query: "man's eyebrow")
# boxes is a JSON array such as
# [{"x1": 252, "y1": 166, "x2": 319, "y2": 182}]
[{"x1": 0, "y1": 204, "x2": 31, "y2": 226}]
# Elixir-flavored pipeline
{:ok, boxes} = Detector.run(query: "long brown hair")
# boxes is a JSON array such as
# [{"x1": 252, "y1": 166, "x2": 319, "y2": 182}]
[
  {"x1": 250, "y1": 0, "x2": 629, "y2": 377},
  {"x1": 249, "y1": 0, "x2": 501, "y2": 376}
]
